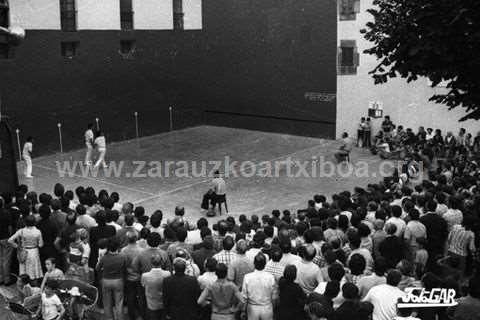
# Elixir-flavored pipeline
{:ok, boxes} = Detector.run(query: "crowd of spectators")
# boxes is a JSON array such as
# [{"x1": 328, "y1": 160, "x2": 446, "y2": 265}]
[{"x1": 1, "y1": 121, "x2": 480, "y2": 320}]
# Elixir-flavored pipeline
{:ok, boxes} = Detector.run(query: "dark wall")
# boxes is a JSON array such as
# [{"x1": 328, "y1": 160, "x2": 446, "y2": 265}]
[{"x1": 0, "y1": 0, "x2": 336, "y2": 155}]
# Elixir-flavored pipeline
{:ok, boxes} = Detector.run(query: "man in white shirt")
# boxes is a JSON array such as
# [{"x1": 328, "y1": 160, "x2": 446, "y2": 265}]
[
  {"x1": 23, "y1": 136, "x2": 33, "y2": 178},
  {"x1": 84, "y1": 123, "x2": 94, "y2": 165},
  {"x1": 94, "y1": 131, "x2": 108, "y2": 168},
  {"x1": 242, "y1": 253, "x2": 276, "y2": 320},
  {"x1": 363, "y1": 270, "x2": 405, "y2": 320},
  {"x1": 386, "y1": 205, "x2": 406, "y2": 238},
  {"x1": 295, "y1": 245, "x2": 324, "y2": 294},
  {"x1": 201, "y1": 170, "x2": 227, "y2": 213}
]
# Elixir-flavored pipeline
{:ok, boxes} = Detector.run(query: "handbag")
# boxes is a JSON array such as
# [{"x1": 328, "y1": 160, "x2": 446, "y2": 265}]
[{"x1": 17, "y1": 229, "x2": 28, "y2": 264}]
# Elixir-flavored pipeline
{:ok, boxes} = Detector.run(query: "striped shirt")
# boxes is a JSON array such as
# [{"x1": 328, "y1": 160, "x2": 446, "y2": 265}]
[
  {"x1": 448, "y1": 225, "x2": 475, "y2": 257},
  {"x1": 213, "y1": 250, "x2": 236, "y2": 267},
  {"x1": 264, "y1": 261, "x2": 285, "y2": 282}
]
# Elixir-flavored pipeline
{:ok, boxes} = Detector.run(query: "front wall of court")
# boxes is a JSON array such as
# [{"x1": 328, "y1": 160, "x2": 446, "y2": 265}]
[{"x1": 0, "y1": 0, "x2": 336, "y2": 155}]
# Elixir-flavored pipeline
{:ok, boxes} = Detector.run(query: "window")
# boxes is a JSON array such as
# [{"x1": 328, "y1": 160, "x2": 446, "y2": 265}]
[
  {"x1": 60, "y1": 0, "x2": 77, "y2": 31},
  {"x1": 61, "y1": 41, "x2": 78, "y2": 58},
  {"x1": 120, "y1": 0, "x2": 133, "y2": 30},
  {"x1": 338, "y1": 40, "x2": 359, "y2": 75},
  {"x1": 339, "y1": 0, "x2": 360, "y2": 21},
  {"x1": 0, "y1": 0, "x2": 8, "y2": 28},
  {"x1": 173, "y1": 0, "x2": 184, "y2": 30},
  {"x1": 119, "y1": 40, "x2": 135, "y2": 59},
  {"x1": 300, "y1": 25, "x2": 312, "y2": 43}
]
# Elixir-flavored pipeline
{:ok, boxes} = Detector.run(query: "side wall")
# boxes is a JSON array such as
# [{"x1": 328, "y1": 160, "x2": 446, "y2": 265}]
[
  {"x1": 336, "y1": 0, "x2": 478, "y2": 139},
  {"x1": 0, "y1": 0, "x2": 336, "y2": 155}
]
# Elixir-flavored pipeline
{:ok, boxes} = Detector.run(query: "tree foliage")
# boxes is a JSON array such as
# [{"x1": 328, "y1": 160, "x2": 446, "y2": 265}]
[{"x1": 361, "y1": 0, "x2": 480, "y2": 120}]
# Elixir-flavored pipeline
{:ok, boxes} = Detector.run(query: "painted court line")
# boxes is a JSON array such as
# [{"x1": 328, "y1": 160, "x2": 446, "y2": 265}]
[
  {"x1": 132, "y1": 143, "x2": 325, "y2": 205},
  {"x1": 33, "y1": 163, "x2": 157, "y2": 197}
]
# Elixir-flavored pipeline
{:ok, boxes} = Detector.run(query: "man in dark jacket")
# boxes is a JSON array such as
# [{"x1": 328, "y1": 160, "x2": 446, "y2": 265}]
[
  {"x1": 420, "y1": 200, "x2": 449, "y2": 271},
  {"x1": 164, "y1": 258, "x2": 201, "y2": 320},
  {"x1": 333, "y1": 283, "x2": 373, "y2": 320},
  {"x1": 379, "y1": 223, "x2": 405, "y2": 269}
]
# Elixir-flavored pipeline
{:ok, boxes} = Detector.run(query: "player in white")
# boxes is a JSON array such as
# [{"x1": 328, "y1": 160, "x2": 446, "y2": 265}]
[
  {"x1": 84, "y1": 123, "x2": 94, "y2": 165},
  {"x1": 23, "y1": 136, "x2": 33, "y2": 178},
  {"x1": 94, "y1": 131, "x2": 108, "y2": 168}
]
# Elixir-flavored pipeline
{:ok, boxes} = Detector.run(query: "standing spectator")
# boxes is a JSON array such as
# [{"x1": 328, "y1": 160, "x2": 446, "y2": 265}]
[
  {"x1": 133, "y1": 232, "x2": 171, "y2": 278},
  {"x1": 198, "y1": 257, "x2": 218, "y2": 290},
  {"x1": 386, "y1": 205, "x2": 406, "y2": 238},
  {"x1": 167, "y1": 227, "x2": 193, "y2": 261},
  {"x1": 192, "y1": 235, "x2": 216, "y2": 274},
  {"x1": 0, "y1": 205, "x2": 14, "y2": 285},
  {"x1": 357, "y1": 117, "x2": 366, "y2": 147},
  {"x1": 264, "y1": 245, "x2": 285, "y2": 284},
  {"x1": 363, "y1": 270, "x2": 405, "y2": 320},
  {"x1": 198, "y1": 263, "x2": 244, "y2": 320},
  {"x1": 242, "y1": 253, "x2": 277, "y2": 320},
  {"x1": 8, "y1": 215, "x2": 44, "y2": 280},
  {"x1": 164, "y1": 259, "x2": 201, "y2": 320},
  {"x1": 117, "y1": 214, "x2": 138, "y2": 248},
  {"x1": 228, "y1": 239, "x2": 254, "y2": 290},
  {"x1": 334, "y1": 283, "x2": 373, "y2": 320},
  {"x1": 295, "y1": 245, "x2": 324, "y2": 295},
  {"x1": 37, "y1": 205, "x2": 58, "y2": 271},
  {"x1": 50, "y1": 199, "x2": 67, "y2": 236},
  {"x1": 404, "y1": 209, "x2": 427, "y2": 260},
  {"x1": 89, "y1": 210, "x2": 116, "y2": 268},
  {"x1": 213, "y1": 236, "x2": 236, "y2": 267},
  {"x1": 75, "y1": 204, "x2": 97, "y2": 231},
  {"x1": 447, "y1": 216, "x2": 476, "y2": 276},
  {"x1": 371, "y1": 219, "x2": 387, "y2": 260},
  {"x1": 420, "y1": 200, "x2": 448, "y2": 271},
  {"x1": 277, "y1": 265, "x2": 306, "y2": 320},
  {"x1": 379, "y1": 223, "x2": 405, "y2": 269},
  {"x1": 23, "y1": 136, "x2": 34, "y2": 178},
  {"x1": 121, "y1": 231, "x2": 144, "y2": 320},
  {"x1": 96, "y1": 237, "x2": 127, "y2": 320},
  {"x1": 141, "y1": 254, "x2": 171, "y2": 320},
  {"x1": 357, "y1": 257, "x2": 387, "y2": 299}
]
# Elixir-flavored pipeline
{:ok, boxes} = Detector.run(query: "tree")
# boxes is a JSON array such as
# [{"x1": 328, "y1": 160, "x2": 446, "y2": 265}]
[{"x1": 361, "y1": 0, "x2": 480, "y2": 120}]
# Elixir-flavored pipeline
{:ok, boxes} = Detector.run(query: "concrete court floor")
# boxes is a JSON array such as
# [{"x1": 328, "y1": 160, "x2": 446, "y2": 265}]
[{"x1": 18, "y1": 125, "x2": 397, "y2": 221}]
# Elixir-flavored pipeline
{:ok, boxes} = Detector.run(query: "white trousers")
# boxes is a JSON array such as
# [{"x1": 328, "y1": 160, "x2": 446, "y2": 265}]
[
  {"x1": 85, "y1": 143, "x2": 93, "y2": 164},
  {"x1": 24, "y1": 156, "x2": 32, "y2": 177},
  {"x1": 95, "y1": 148, "x2": 107, "y2": 168},
  {"x1": 247, "y1": 304, "x2": 273, "y2": 320}
]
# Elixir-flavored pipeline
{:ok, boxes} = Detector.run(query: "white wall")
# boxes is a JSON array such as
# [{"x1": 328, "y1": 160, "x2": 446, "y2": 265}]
[
  {"x1": 336, "y1": 0, "x2": 479, "y2": 139},
  {"x1": 133, "y1": 0, "x2": 173, "y2": 30},
  {"x1": 77, "y1": 0, "x2": 120, "y2": 30},
  {"x1": 9, "y1": 0, "x2": 61, "y2": 30},
  {"x1": 183, "y1": 0, "x2": 202, "y2": 30}
]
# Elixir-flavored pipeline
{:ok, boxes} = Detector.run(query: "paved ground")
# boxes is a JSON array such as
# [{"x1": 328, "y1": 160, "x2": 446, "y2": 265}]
[{"x1": 17, "y1": 125, "x2": 399, "y2": 222}]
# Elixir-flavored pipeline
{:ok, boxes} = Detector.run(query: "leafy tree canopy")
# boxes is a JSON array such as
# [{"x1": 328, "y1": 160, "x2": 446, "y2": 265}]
[{"x1": 361, "y1": 0, "x2": 480, "y2": 120}]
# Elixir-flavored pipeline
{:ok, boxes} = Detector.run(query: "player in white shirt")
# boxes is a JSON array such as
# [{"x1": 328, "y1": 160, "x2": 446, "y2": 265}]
[
  {"x1": 23, "y1": 136, "x2": 34, "y2": 178},
  {"x1": 94, "y1": 131, "x2": 108, "y2": 168},
  {"x1": 84, "y1": 123, "x2": 94, "y2": 165}
]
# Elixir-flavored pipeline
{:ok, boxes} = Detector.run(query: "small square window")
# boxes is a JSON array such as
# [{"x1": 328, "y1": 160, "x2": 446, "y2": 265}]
[
  {"x1": 61, "y1": 41, "x2": 78, "y2": 58},
  {"x1": 120, "y1": 40, "x2": 136, "y2": 59}
]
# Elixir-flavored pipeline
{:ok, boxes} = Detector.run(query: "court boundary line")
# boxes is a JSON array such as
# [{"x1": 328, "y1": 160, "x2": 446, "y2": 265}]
[
  {"x1": 131, "y1": 143, "x2": 326, "y2": 205},
  {"x1": 32, "y1": 163, "x2": 158, "y2": 197}
]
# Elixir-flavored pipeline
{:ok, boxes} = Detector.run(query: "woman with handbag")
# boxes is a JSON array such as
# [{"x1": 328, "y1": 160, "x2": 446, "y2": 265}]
[{"x1": 8, "y1": 215, "x2": 44, "y2": 281}]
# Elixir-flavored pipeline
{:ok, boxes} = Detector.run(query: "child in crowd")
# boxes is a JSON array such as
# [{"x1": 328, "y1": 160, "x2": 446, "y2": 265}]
[
  {"x1": 41, "y1": 258, "x2": 64, "y2": 291},
  {"x1": 38, "y1": 280, "x2": 65, "y2": 320}
]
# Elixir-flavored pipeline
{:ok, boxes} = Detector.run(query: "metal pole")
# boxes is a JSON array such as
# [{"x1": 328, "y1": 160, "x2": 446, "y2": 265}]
[
  {"x1": 169, "y1": 106, "x2": 173, "y2": 131},
  {"x1": 134, "y1": 112, "x2": 139, "y2": 139},
  {"x1": 58, "y1": 123, "x2": 63, "y2": 154},
  {"x1": 16, "y1": 128, "x2": 21, "y2": 161},
  {"x1": 95, "y1": 118, "x2": 100, "y2": 131}
]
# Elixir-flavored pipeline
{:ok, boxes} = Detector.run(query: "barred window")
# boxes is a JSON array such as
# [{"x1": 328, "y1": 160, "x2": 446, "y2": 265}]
[
  {"x1": 0, "y1": 0, "x2": 9, "y2": 28},
  {"x1": 60, "y1": 0, "x2": 77, "y2": 31},
  {"x1": 173, "y1": 0, "x2": 184, "y2": 30},
  {"x1": 61, "y1": 41, "x2": 78, "y2": 58},
  {"x1": 338, "y1": 40, "x2": 360, "y2": 75},
  {"x1": 339, "y1": 0, "x2": 360, "y2": 21},
  {"x1": 120, "y1": 0, "x2": 134, "y2": 30}
]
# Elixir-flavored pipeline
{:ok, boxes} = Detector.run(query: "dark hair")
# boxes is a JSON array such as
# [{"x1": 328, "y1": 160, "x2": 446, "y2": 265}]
[
  {"x1": 386, "y1": 269, "x2": 402, "y2": 286},
  {"x1": 253, "y1": 253, "x2": 267, "y2": 270},
  {"x1": 95, "y1": 210, "x2": 107, "y2": 226},
  {"x1": 283, "y1": 265, "x2": 297, "y2": 282},
  {"x1": 270, "y1": 245, "x2": 283, "y2": 262},
  {"x1": 175, "y1": 227, "x2": 188, "y2": 242},
  {"x1": 328, "y1": 262, "x2": 346, "y2": 281},
  {"x1": 174, "y1": 259, "x2": 186, "y2": 274},
  {"x1": 147, "y1": 232, "x2": 162, "y2": 248},
  {"x1": 342, "y1": 282, "x2": 359, "y2": 299},
  {"x1": 349, "y1": 254, "x2": 366, "y2": 276},
  {"x1": 222, "y1": 236, "x2": 235, "y2": 251},
  {"x1": 107, "y1": 237, "x2": 120, "y2": 252},
  {"x1": 325, "y1": 281, "x2": 340, "y2": 298},
  {"x1": 205, "y1": 257, "x2": 217, "y2": 272},
  {"x1": 24, "y1": 215, "x2": 36, "y2": 227},
  {"x1": 215, "y1": 263, "x2": 228, "y2": 279},
  {"x1": 374, "y1": 256, "x2": 387, "y2": 276},
  {"x1": 39, "y1": 204, "x2": 51, "y2": 220},
  {"x1": 53, "y1": 183, "x2": 65, "y2": 198}
]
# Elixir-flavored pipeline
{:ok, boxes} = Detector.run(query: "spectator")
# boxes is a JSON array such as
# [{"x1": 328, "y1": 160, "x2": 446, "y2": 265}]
[{"x1": 141, "y1": 254, "x2": 171, "y2": 320}]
